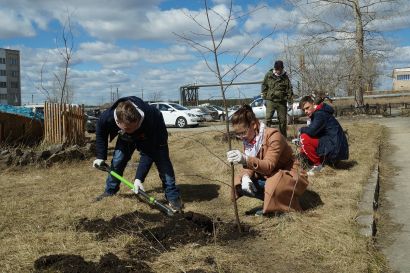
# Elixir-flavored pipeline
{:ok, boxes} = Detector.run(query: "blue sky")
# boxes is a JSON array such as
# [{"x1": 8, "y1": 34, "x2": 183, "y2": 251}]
[{"x1": 1, "y1": 0, "x2": 410, "y2": 105}]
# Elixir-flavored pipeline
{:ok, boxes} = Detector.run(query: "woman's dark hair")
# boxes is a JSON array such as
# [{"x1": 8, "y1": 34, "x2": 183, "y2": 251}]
[
  {"x1": 315, "y1": 95, "x2": 333, "y2": 104},
  {"x1": 314, "y1": 96, "x2": 325, "y2": 105},
  {"x1": 231, "y1": 104, "x2": 258, "y2": 127},
  {"x1": 116, "y1": 101, "x2": 141, "y2": 123}
]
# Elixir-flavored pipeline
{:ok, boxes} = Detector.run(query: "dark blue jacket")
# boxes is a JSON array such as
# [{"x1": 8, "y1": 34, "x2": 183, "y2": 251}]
[
  {"x1": 95, "y1": 96, "x2": 168, "y2": 160},
  {"x1": 300, "y1": 103, "x2": 349, "y2": 162}
]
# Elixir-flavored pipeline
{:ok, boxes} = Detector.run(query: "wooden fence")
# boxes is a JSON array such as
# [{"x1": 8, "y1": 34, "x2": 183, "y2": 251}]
[
  {"x1": 44, "y1": 102, "x2": 85, "y2": 144},
  {"x1": 0, "y1": 112, "x2": 43, "y2": 144}
]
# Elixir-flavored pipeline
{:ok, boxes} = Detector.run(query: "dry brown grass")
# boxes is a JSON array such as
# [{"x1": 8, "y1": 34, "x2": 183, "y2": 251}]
[{"x1": 0, "y1": 120, "x2": 388, "y2": 273}]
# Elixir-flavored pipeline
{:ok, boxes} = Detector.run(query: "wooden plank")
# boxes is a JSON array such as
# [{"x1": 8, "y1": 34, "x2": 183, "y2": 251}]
[
  {"x1": 59, "y1": 103, "x2": 62, "y2": 143},
  {"x1": 62, "y1": 104, "x2": 66, "y2": 143},
  {"x1": 46, "y1": 102, "x2": 49, "y2": 142},
  {"x1": 55, "y1": 103, "x2": 59, "y2": 143},
  {"x1": 43, "y1": 102, "x2": 46, "y2": 142},
  {"x1": 51, "y1": 103, "x2": 54, "y2": 143}
]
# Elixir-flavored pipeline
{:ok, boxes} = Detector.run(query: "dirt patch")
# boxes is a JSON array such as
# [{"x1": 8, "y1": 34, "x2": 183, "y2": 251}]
[
  {"x1": 72, "y1": 211, "x2": 255, "y2": 272},
  {"x1": 146, "y1": 183, "x2": 221, "y2": 203},
  {"x1": 299, "y1": 189, "x2": 324, "y2": 211},
  {"x1": 33, "y1": 252, "x2": 152, "y2": 273},
  {"x1": 178, "y1": 183, "x2": 221, "y2": 202},
  {"x1": 75, "y1": 211, "x2": 164, "y2": 240},
  {"x1": 76, "y1": 211, "x2": 256, "y2": 253},
  {"x1": 330, "y1": 160, "x2": 358, "y2": 170}
]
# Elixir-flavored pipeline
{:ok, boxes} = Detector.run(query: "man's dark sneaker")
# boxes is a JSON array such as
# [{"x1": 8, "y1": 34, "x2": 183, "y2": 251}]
[
  {"x1": 94, "y1": 192, "x2": 114, "y2": 202},
  {"x1": 168, "y1": 198, "x2": 184, "y2": 213}
]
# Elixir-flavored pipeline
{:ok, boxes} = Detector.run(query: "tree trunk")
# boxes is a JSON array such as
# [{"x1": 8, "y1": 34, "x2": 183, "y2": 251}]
[
  {"x1": 353, "y1": 0, "x2": 364, "y2": 106},
  {"x1": 204, "y1": 0, "x2": 242, "y2": 233}
]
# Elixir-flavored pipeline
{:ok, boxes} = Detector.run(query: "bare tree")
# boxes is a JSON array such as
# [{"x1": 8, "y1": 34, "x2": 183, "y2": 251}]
[
  {"x1": 37, "y1": 12, "x2": 75, "y2": 104},
  {"x1": 148, "y1": 90, "x2": 163, "y2": 102},
  {"x1": 283, "y1": 43, "x2": 348, "y2": 97},
  {"x1": 289, "y1": 0, "x2": 400, "y2": 106},
  {"x1": 175, "y1": 0, "x2": 273, "y2": 232},
  {"x1": 282, "y1": 41, "x2": 382, "y2": 98}
]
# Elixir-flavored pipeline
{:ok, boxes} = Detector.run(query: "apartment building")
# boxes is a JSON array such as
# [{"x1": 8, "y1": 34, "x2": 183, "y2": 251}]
[
  {"x1": 393, "y1": 67, "x2": 410, "y2": 91},
  {"x1": 0, "y1": 48, "x2": 21, "y2": 105}
]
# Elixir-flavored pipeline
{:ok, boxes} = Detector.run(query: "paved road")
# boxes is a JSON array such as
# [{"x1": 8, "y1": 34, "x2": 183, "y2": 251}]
[
  {"x1": 167, "y1": 122, "x2": 228, "y2": 133},
  {"x1": 377, "y1": 117, "x2": 410, "y2": 273}
]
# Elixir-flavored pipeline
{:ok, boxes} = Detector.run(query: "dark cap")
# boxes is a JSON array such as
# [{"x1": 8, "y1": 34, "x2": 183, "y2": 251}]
[{"x1": 274, "y1": 60, "x2": 284, "y2": 70}]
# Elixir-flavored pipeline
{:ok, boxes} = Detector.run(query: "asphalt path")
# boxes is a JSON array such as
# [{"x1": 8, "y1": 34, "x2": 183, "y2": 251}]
[{"x1": 377, "y1": 117, "x2": 410, "y2": 273}]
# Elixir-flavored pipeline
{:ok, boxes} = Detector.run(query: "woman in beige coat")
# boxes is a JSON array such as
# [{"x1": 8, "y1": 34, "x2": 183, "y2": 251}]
[{"x1": 227, "y1": 105, "x2": 308, "y2": 215}]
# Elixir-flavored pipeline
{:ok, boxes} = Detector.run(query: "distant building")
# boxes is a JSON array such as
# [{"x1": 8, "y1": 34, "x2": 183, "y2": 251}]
[
  {"x1": 0, "y1": 48, "x2": 21, "y2": 105},
  {"x1": 393, "y1": 67, "x2": 410, "y2": 91}
]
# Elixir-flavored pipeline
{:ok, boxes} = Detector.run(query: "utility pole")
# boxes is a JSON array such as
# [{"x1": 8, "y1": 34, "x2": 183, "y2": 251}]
[
  {"x1": 116, "y1": 87, "x2": 119, "y2": 100},
  {"x1": 141, "y1": 87, "x2": 144, "y2": 99}
]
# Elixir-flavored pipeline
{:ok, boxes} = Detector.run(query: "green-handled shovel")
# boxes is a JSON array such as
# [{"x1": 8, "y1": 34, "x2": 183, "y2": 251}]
[{"x1": 95, "y1": 162, "x2": 174, "y2": 217}]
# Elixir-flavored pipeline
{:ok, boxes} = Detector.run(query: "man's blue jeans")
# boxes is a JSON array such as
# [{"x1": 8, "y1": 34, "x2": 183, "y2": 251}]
[
  {"x1": 104, "y1": 139, "x2": 180, "y2": 202},
  {"x1": 241, "y1": 178, "x2": 266, "y2": 200}
]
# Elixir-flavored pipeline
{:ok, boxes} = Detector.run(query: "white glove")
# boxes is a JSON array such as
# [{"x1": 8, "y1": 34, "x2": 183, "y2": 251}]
[
  {"x1": 133, "y1": 179, "x2": 145, "y2": 194},
  {"x1": 93, "y1": 159, "x2": 105, "y2": 168},
  {"x1": 241, "y1": 175, "x2": 256, "y2": 195},
  {"x1": 226, "y1": 150, "x2": 247, "y2": 165}
]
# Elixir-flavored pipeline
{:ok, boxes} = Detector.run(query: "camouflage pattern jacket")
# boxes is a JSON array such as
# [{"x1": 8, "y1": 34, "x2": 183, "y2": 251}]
[{"x1": 261, "y1": 69, "x2": 293, "y2": 102}]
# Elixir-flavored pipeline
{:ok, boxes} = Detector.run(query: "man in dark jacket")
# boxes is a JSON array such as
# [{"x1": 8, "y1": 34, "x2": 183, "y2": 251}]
[
  {"x1": 261, "y1": 60, "x2": 293, "y2": 137},
  {"x1": 93, "y1": 96, "x2": 182, "y2": 211},
  {"x1": 298, "y1": 95, "x2": 349, "y2": 175}
]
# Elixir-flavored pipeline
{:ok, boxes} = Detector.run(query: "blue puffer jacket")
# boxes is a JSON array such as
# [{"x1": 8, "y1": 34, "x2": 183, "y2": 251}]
[
  {"x1": 300, "y1": 103, "x2": 349, "y2": 162},
  {"x1": 95, "y1": 96, "x2": 168, "y2": 160}
]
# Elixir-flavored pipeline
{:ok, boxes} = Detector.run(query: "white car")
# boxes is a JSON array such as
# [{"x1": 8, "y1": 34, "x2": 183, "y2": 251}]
[
  {"x1": 228, "y1": 98, "x2": 303, "y2": 124},
  {"x1": 209, "y1": 105, "x2": 226, "y2": 121},
  {"x1": 150, "y1": 102, "x2": 199, "y2": 128},
  {"x1": 199, "y1": 104, "x2": 226, "y2": 121},
  {"x1": 187, "y1": 106, "x2": 218, "y2": 121}
]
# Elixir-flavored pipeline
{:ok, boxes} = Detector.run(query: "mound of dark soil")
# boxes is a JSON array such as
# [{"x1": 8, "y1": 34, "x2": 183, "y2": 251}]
[
  {"x1": 33, "y1": 252, "x2": 152, "y2": 273},
  {"x1": 76, "y1": 211, "x2": 164, "y2": 240},
  {"x1": 76, "y1": 211, "x2": 257, "y2": 251},
  {"x1": 140, "y1": 211, "x2": 214, "y2": 249},
  {"x1": 37, "y1": 211, "x2": 256, "y2": 272}
]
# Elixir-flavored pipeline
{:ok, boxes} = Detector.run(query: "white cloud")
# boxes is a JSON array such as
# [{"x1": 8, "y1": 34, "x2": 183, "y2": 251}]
[
  {"x1": 389, "y1": 46, "x2": 410, "y2": 67},
  {"x1": 76, "y1": 41, "x2": 194, "y2": 68},
  {"x1": 139, "y1": 45, "x2": 194, "y2": 63},
  {"x1": 367, "y1": 13, "x2": 410, "y2": 32},
  {"x1": 77, "y1": 42, "x2": 140, "y2": 69},
  {"x1": 244, "y1": 6, "x2": 298, "y2": 32},
  {"x1": 5, "y1": 0, "x2": 410, "y2": 105},
  {"x1": 0, "y1": 9, "x2": 36, "y2": 38},
  {"x1": 1, "y1": 0, "x2": 243, "y2": 42}
]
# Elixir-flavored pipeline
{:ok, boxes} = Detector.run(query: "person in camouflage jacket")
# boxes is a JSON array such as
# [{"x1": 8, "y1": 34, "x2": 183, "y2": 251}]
[{"x1": 261, "y1": 60, "x2": 293, "y2": 137}]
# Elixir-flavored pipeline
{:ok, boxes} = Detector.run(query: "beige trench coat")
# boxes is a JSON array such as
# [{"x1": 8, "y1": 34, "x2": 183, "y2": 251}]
[{"x1": 234, "y1": 127, "x2": 308, "y2": 212}]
